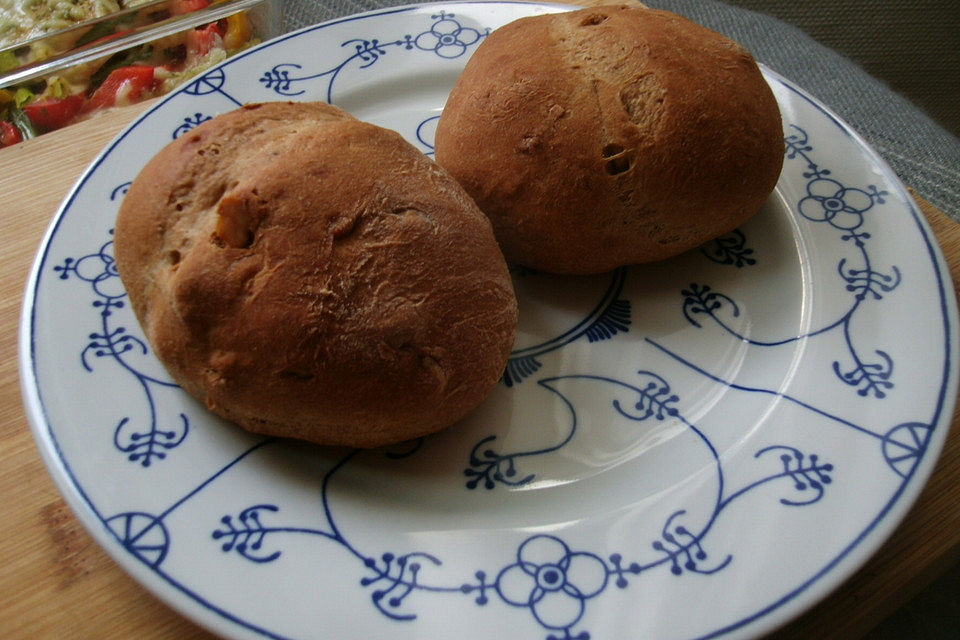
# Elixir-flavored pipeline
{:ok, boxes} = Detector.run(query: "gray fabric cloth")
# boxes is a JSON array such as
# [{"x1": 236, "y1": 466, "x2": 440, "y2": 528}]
[{"x1": 280, "y1": 0, "x2": 960, "y2": 222}]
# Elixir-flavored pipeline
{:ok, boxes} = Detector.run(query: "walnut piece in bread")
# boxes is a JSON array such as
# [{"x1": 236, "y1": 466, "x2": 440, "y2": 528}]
[
  {"x1": 114, "y1": 102, "x2": 517, "y2": 448},
  {"x1": 434, "y1": 5, "x2": 784, "y2": 274}
]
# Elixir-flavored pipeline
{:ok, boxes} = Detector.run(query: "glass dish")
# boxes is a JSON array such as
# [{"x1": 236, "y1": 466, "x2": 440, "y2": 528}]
[{"x1": 0, "y1": 0, "x2": 280, "y2": 145}]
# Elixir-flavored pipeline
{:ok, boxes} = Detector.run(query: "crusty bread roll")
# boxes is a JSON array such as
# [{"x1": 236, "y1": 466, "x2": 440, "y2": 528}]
[
  {"x1": 114, "y1": 102, "x2": 517, "y2": 448},
  {"x1": 434, "y1": 4, "x2": 784, "y2": 274}
]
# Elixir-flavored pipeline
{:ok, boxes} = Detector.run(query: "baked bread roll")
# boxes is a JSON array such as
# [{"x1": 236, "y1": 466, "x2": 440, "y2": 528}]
[
  {"x1": 434, "y1": 4, "x2": 784, "y2": 274},
  {"x1": 114, "y1": 102, "x2": 517, "y2": 448}
]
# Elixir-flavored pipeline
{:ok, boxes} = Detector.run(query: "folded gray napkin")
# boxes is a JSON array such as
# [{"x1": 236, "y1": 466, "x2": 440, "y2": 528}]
[{"x1": 282, "y1": 0, "x2": 960, "y2": 222}]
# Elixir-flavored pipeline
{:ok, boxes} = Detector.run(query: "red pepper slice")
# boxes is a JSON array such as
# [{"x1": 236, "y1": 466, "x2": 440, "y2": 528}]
[
  {"x1": 187, "y1": 23, "x2": 224, "y2": 57},
  {"x1": 82, "y1": 65, "x2": 157, "y2": 113},
  {"x1": 22, "y1": 95, "x2": 84, "y2": 131},
  {"x1": 1, "y1": 121, "x2": 22, "y2": 147}
]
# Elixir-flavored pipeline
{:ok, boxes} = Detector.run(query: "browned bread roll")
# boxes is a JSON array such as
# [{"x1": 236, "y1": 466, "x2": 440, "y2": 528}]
[
  {"x1": 434, "y1": 4, "x2": 784, "y2": 274},
  {"x1": 114, "y1": 102, "x2": 517, "y2": 448}
]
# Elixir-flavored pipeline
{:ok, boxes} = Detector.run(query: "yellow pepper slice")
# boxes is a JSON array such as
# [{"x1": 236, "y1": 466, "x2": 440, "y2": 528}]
[{"x1": 222, "y1": 13, "x2": 251, "y2": 51}]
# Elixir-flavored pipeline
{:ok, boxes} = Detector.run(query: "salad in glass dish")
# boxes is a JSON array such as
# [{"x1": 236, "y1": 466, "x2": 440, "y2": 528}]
[{"x1": 0, "y1": 0, "x2": 276, "y2": 146}]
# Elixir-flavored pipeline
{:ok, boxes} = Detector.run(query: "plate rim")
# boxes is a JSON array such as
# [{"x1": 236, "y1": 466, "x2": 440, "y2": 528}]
[{"x1": 17, "y1": 2, "x2": 960, "y2": 639}]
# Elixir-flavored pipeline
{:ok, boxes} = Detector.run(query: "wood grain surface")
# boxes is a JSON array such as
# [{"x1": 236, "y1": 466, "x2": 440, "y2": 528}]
[{"x1": 1, "y1": 3, "x2": 959, "y2": 637}]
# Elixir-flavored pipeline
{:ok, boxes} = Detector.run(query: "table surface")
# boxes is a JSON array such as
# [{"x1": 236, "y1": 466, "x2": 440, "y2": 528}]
[{"x1": 2, "y1": 2, "x2": 960, "y2": 638}]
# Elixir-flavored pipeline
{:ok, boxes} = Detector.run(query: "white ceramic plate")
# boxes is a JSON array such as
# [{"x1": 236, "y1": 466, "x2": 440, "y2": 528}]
[{"x1": 20, "y1": 3, "x2": 959, "y2": 639}]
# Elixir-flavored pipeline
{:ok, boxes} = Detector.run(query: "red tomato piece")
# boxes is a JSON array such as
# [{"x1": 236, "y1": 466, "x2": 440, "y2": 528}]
[
  {"x1": 22, "y1": 95, "x2": 84, "y2": 131},
  {"x1": 82, "y1": 65, "x2": 157, "y2": 113},
  {"x1": 1, "y1": 121, "x2": 22, "y2": 146},
  {"x1": 187, "y1": 23, "x2": 224, "y2": 57}
]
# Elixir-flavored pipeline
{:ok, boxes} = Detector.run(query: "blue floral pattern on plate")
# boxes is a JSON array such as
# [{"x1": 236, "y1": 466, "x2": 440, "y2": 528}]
[{"x1": 20, "y1": 3, "x2": 957, "y2": 640}]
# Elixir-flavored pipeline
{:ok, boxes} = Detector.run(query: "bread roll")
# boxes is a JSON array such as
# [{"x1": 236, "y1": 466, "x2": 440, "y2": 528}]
[
  {"x1": 434, "y1": 5, "x2": 784, "y2": 274},
  {"x1": 114, "y1": 102, "x2": 517, "y2": 448}
]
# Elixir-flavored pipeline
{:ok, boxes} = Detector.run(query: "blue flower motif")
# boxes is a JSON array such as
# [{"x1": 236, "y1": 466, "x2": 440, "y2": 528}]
[
  {"x1": 414, "y1": 12, "x2": 484, "y2": 59},
  {"x1": 497, "y1": 535, "x2": 608, "y2": 631},
  {"x1": 798, "y1": 178, "x2": 875, "y2": 230}
]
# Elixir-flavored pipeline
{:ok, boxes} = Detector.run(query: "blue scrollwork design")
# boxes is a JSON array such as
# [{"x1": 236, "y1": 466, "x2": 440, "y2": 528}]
[
  {"x1": 172, "y1": 112, "x2": 212, "y2": 139},
  {"x1": 836, "y1": 257, "x2": 901, "y2": 301},
  {"x1": 496, "y1": 535, "x2": 608, "y2": 635},
  {"x1": 111, "y1": 182, "x2": 131, "y2": 200},
  {"x1": 362, "y1": 551, "x2": 444, "y2": 620},
  {"x1": 651, "y1": 510, "x2": 731, "y2": 576},
  {"x1": 503, "y1": 355, "x2": 544, "y2": 389},
  {"x1": 183, "y1": 67, "x2": 227, "y2": 96},
  {"x1": 790, "y1": 125, "x2": 889, "y2": 239},
  {"x1": 416, "y1": 114, "x2": 440, "y2": 155},
  {"x1": 181, "y1": 66, "x2": 243, "y2": 108},
  {"x1": 105, "y1": 511, "x2": 170, "y2": 568},
  {"x1": 785, "y1": 124, "x2": 889, "y2": 246},
  {"x1": 464, "y1": 434, "x2": 537, "y2": 490},
  {"x1": 647, "y1": 337, "x2": 925, "y2": 478},
  {"x1": 701, "y1": 229, "x2": 756, "y2": 267},
  {"x1": 413, "y1": 11, "x2": 485, "y2": 58},
  {"x1": 683, "y1": 125, "x2": 900, "y2": 398},
  {"x1": 753, "y1": 446, "x2": 834, "y2": 506},
  {"x1": 882, "y1": 422, "x2": 933, "y2": 478},
  {"x1": 83, "y1": 352, "x2": 844, "y2": 640},
  {"x1": 212, "y1": 504, "x2": 284, "y2": 563},
  {"x1": 583, "y1": 298, "x2": 631, "y2": 343},
  {"x1": 833, "y1": 347, "x2": 894, "y2": 398},
  {"x1": 54, "y1": 228, "x2": 188, "y2": 466},
  {"x1": 681, "y1": 283, "x2": 740, "y2": 329},
  {"x1": 259, "y1": 11, "x2": 489, "y2": 103},
  {"x1": 464, "y1": 371, "x2": 679, "y2": 491},
  {"x1": 504, "y1": 267, "x2": 631, "y2": 387},
  {"x1": 611, "y1": 371, "x2": 680, "y2": 421}
]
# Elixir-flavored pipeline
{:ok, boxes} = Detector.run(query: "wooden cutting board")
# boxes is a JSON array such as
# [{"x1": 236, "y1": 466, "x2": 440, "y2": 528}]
[{"x1": 2, "y1": 6, "x2": 960, "y2": 639}]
